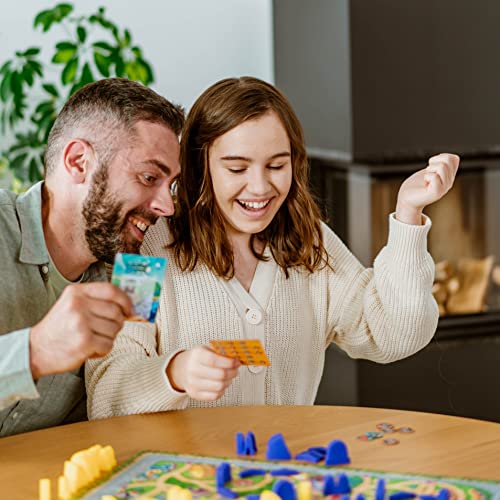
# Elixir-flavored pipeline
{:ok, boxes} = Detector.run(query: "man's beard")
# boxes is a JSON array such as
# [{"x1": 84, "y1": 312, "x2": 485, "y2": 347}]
[{"x1": 82, "y1": 166, "x2": 157, "y2": 264}]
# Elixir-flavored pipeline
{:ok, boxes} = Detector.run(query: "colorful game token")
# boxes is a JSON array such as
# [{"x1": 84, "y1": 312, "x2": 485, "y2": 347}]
[
  {"x1": 383, "y1": 439, "x2": 400, "y2": 446},
  {"x1": 210, "y1": 339, "x2": 270, "y2": 366},
  {"x1": 398, "y1": 427, "x2": 415, "y2": 433}
]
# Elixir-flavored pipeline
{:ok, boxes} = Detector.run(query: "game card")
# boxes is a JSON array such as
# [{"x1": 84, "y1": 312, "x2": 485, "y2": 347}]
[
  {"x1": 111, "y1": 253, "x2": 167, "y2": 322},
  {"x1": 210, "y1": 339, "x2": 271, "y2": 366}
]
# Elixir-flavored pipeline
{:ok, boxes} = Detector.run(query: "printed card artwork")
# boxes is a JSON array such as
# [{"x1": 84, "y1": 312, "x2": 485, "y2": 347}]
[{"x1": 111, "y1": 253, "x2": 167, "y2": 322}]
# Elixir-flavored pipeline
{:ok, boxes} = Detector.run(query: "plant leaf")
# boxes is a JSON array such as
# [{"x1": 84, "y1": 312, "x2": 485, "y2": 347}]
[
  {"x1": 92, "y1": 41, "x2": 114, "y2": 53},
  {"x1": 0, "y1": 61, "x2": 12, "y2": 75},
  {"x1": 61, "y1": 57, "x2": 78, "y2": 85},
  {"x1": 56, "y1": 41, "x2": 77, "y2": 51},
  {"x1": 42, "y1": 83, "x2": 59, "y2": 97},
  {"x1": 53, "y1": 47, "x2": 77, "y2": 64},
  {"x1": 55, "y1": 3, "x2": 73, "y2": 21},
  {"x1": 9, "y1": 152, "x2": 28, "y2": 171},
  {"x1": 123, "y1": 29, "x2": 131, "y2": 47},
  {"x1": 80, "y1": 62, "x2": 94, "y2": 86},
  {"x1": 22, "y1": 66, "x2": 34, "y2": 86},
  {"x1": 33, "y1": 10, "x2": 52, "y2": 30},
  {"x1": 0, "y1": 72, "x2": 12, "y2": 102},
  {"x1": 93, "y1": 51, "x2": 110, "y2": 77},
  {"x1": 77, "y1": 26, "x2": 87, "y2": 44}
]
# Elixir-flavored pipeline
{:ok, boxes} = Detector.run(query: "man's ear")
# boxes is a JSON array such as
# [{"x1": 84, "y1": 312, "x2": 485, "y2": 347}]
[{"x1": 62, "y1": 139, "x2": 96, "y2": 184}]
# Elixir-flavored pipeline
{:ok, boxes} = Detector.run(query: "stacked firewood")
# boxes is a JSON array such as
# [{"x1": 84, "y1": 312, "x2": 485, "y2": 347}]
[{"x1": 432, "y1": 256, "x2": 495, "y2": 316}]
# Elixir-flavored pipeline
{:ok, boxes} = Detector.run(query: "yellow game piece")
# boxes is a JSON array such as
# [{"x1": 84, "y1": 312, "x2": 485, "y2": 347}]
[
  {"x1": 99, "y1": 445, "x2": 117, "y2": 471},
  {"x1": 63, "y1": 460, "x2": 88, "y2": 494},
  {"x1": 168, "y1": 485, "x2": 192, "y2": 500},
  {"x1": 71, "y1": 451, "x2": 97, "y2": 482},
  {"x1": 58, "y1": 475, "x2": 71, "y2": 500},
  {"x1": 39, "y1": 478, "x2": 51, "y2": 500},
  {"x1": 100, "y1": 496, "x2": 118, "y2": 500},
  {"x1": 260, "y1": 492, "x2": 281, "y2": 500},
  {"x1": 85, "y1": 444, "x2": 104, "y2": 476},
  {"x1": 297, "y1": 480, "x2": 312, "y2": 500}
]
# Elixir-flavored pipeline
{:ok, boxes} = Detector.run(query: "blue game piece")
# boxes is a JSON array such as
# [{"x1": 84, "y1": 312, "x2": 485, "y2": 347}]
[
  {"x1": 266, "y1": 433, "x2": 292, "y2": 460},
  {"x1": 294, "y1": 451, "x2": 322, "y2": 463},
  {"x1": 389, "y1": 493, "x2": 415, "y2": 500},
  {"x1": 375, "y1": 478, "x2": 386, "y2": 500},
  {"x1": 339, "y1": 496, "x2": 350, "y2": 500},
  {"x1": 245, "y1": 431, "x2": 257, "y2": 456},
  {"x1": 239, "y1": 468, "x2": 267, "y2": 478},
  {"x1": 272, "y1": 479, "x2": 297, "y2": 500},
  {"x1": 216, "y1": 462, "x2": 231, "y2": 488},
  {"x1": 217, "y1": 486, "x2": 238, "y2": 498},
  {"x1": 236, "y1": 432, "x2": 246, "y2": 455},
  {"x1": 247, "y1": 496, "x2": 260, "y2": 500},
  {"x1": 336, "y1": 473, "x2": 351, "y2": 494},
  {"x1": 306, "y1": 449, "x2": 326, "y2": 460},
  {"x1": 308, "y1": 446, "x2": 327, "y2": 455},
  {"x1": 419, "y1": 496, "x2": 437, "y2": 500},
  {"x1": 270, "y1": 468, "x2": 300, "y2": 476},
  {"x1": 355, "y1": 495, "x2": 366, "y2": 500},
  {"x1": 323, "y1": 474, "x2": 336, "y2": 495},
  {"x1": 436, "y1": 489, "x2": 450, "y2": 500},
  {"x1": 325, "y1": 440, "x2": 350, "y2": 466}
]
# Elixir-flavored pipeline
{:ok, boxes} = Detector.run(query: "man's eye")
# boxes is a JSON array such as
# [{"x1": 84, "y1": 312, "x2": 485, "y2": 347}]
[
  {"x1": 142, "y1": 174, "x2": 156, "y2": 184},
  {"x1": 170, "y1": 179, "x2": 178, "y2": 196}
]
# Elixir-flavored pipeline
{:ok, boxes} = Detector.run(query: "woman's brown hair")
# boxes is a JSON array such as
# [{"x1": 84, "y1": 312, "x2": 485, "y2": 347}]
[{"x1": 169, "y1": 76, "x2": 329, "y2": 278}]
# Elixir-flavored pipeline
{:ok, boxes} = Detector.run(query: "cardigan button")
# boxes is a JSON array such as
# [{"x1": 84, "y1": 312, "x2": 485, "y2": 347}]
[
  {"x1": 248, "y1": 365, "x2": 264, "y2": 374},
  {"x1": 245, "y1": 308, "x2": 263, "y2": 325}
]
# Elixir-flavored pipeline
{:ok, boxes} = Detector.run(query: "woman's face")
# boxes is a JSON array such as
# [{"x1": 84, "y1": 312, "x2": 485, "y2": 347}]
[{"x1": 208, "y1": 111, "x2": 293, "y2": 240}]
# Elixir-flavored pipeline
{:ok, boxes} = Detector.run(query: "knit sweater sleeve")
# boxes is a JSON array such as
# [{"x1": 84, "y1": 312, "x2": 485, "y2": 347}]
[
  {"x1": 85, "y1": 320, "x2": 188, "y2": 419},
  {"x1": 325, "y1": 213, "x2": 438, "y2": 363}
]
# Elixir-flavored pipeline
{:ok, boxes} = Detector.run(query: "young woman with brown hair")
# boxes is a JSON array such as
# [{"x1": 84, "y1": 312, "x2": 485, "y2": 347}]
[{"x1": 86, "y1": 77, "x2": 459, "y2": 418}]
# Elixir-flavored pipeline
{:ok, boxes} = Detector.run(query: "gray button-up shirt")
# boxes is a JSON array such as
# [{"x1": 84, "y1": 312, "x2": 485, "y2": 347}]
[{"x1": 0, "y1": 182, "x2": 107, "y2": 436}]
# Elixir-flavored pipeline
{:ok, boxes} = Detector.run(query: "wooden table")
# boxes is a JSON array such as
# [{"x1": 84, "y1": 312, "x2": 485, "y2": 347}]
[{"x1": 1, "y1": 406, "x2": 499, "y2": 499}]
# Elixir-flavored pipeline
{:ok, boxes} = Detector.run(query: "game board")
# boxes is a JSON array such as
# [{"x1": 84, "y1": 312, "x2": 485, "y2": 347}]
[{"x1": 79, "y1": 452, "x2": 500, "y2": 499}]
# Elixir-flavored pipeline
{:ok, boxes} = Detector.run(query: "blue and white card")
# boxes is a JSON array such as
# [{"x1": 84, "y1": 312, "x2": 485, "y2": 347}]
[{"x1": 111, "y1": 253, "x2": 167, "y2": 322}]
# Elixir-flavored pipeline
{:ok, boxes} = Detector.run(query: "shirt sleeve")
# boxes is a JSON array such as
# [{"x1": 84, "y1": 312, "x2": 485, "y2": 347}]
[
  {"x1": 0, "y1": 328, "x2": 39, "y2": 410},
  {"x1": 85, "y1": 321, "x2": 189, "y2": 419},
  {"x1": 326, "y1": 213, "x2": 439, "y2": 363}
]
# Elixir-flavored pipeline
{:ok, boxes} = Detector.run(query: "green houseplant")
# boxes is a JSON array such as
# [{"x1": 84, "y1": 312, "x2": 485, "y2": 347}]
[{"x1": 0, "y1": 3, "x2": 155, "y2": 191}]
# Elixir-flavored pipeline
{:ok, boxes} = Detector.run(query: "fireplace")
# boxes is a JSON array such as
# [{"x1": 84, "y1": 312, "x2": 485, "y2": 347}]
[{"x1": 273, "y1": 0, "x2": 500, "y2": 421}]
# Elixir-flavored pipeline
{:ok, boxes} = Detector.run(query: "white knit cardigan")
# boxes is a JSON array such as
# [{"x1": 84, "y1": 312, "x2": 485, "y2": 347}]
[{"x1": 86, "y1": 215, "x2": 438, "y2": 419}]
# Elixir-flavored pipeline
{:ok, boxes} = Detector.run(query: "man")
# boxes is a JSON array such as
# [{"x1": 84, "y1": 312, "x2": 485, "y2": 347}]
[{"x1": 0, "y1": 78, "x2": 184, "y2": 436}]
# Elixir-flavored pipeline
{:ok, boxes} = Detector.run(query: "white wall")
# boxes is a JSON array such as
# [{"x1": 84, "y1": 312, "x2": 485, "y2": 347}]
[{"x1": 0, "y1": 0, "x2": 274, "y2": 110}]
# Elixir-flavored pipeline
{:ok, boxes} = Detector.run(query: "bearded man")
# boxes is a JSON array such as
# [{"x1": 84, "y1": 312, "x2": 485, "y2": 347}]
[{"x1": 0, "y1": 78, "x2": 184, "y2": 436}]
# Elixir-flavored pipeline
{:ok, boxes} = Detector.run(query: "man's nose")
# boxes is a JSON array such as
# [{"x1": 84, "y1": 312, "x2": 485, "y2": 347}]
[{"x1": 150, "y1": 187, "x2": 175, "y2": 216}]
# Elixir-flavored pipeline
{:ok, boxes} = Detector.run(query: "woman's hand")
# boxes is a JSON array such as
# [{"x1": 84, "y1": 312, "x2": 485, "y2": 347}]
[
  {"x1": 396, "y1": 153, "x2": 460, "y2": 225},
  {"x1": 166, "y1": 345, "x2": 240, "y2": 401}
]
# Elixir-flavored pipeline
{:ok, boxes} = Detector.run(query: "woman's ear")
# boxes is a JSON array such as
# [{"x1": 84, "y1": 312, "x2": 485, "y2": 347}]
[{"x1": 62, "y1": 139, "x2": 96, "y2": 184}]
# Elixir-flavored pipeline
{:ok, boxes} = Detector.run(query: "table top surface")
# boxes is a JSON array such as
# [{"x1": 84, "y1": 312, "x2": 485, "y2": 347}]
[{"x1": 1, "y1": 405, "x2": 499, "y2": 499}]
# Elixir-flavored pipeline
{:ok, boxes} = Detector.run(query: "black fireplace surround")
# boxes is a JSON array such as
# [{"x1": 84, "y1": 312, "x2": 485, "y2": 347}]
[{"x1": 273, "y1": 0, "x2": 500, "y2": 422}]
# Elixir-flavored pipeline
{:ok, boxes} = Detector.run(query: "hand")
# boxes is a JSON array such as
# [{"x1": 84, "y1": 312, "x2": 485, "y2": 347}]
[
  {"x1": 29, "y1": 283, "x2": 133, "y2": 379},
  {"x1": 396, "y1": 153, "x2": 460, "y2": 225},
  {"x1": 166, "y1": 346, "x2": 241, "y2": 401}
]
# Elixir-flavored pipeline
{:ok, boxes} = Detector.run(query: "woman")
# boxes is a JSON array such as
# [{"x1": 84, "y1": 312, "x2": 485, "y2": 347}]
[{"x1": 86, "y1": 77, "x2": 459, "y2": 418}]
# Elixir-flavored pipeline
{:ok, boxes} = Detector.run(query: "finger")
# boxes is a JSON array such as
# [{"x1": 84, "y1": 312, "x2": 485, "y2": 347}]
[
  {"x1": 199, "y1": 347, "x2": 241, "y2": 369},
  {"x1": 194, "y1": 390, "x2": 226, "y2": 402},
  {"x1": 426, "y1": 164, "x2": 453, "y2": 190},
  {"x1": 429, "y1": 153, "x2": 460, "y2": 169},
  {"x1": 85, "y1": 297, "x2": 128, "y2": 324},
  {"x1": 86, "y1": 315, "x2": 123, "y2": 340},
  {"x1": 424, "y1": 172, "x2": 443, "y2": 196},
  {"x1": 81, "y1": 283, "x2": 134, "y2": 316},
  {"x1": 191, "y1": 365, "x2": 236, "y2": 383},
  {"x1": 87, "y1": 334, "x2": 115, "y2": 357}
]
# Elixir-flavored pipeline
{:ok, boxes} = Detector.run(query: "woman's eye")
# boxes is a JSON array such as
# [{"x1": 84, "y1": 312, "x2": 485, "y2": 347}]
[
  {"x1": 228, "y1": 168, "x2": 246, "y2": 174},
  {"x1": 268, "y1": 164, "x2": 284, "y2": 170}
]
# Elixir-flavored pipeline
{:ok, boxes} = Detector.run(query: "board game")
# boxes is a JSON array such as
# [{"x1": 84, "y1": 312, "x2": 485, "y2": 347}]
[{"x1": 80, "y1": 452, "x2": 500, "y2": 499}]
